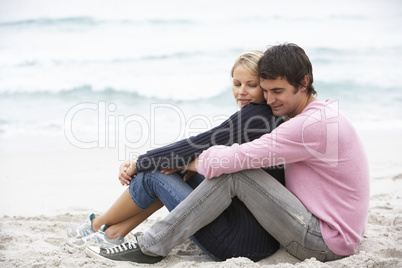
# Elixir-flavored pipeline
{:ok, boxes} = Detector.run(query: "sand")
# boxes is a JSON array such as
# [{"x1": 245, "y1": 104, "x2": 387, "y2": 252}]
[{"x1": 1, "y1": 129, "x2": 402, "y2": 267}]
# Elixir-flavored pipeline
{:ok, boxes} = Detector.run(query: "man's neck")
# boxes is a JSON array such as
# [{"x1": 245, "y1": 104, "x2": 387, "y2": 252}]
[
  {"x1": 289, "y1": 94, "x2": 318, "y2": 118},
  {"x1": 306, "y1": 94, "x2": 318, "y2": 107}
]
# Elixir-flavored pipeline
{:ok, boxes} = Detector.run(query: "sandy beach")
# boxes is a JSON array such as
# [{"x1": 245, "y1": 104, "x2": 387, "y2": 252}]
[
  {"x1": 1, "y1": 0, "x2": 402, "y2": 266},
  {"x1": 0, "y1": 128, "x2": 401, "y2": 268}
]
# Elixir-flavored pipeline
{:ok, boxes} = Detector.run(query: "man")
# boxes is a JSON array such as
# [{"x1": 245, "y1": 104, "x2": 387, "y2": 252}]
[{"x1": 86, "y1": 43, "x2": 370, "y2": 263}]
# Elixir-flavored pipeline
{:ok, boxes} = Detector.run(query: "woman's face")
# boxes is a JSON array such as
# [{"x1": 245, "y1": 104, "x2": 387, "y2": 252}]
[{"x1": 232, "y1": 64, "x2": 265, "y2": 108}]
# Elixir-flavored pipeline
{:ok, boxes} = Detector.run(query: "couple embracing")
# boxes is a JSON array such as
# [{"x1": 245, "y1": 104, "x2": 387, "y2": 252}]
[{"x1": 67, "y1": 43, "x2": 369, "y2": 264}]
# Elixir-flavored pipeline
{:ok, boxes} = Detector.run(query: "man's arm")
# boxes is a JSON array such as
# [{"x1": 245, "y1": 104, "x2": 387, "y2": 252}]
[
  {"x1": 197, "y1": 115, "x2": 313, "y2": 179},
  {"x1": 135, "y1": 103, "x2": 281, "y2": 173}
]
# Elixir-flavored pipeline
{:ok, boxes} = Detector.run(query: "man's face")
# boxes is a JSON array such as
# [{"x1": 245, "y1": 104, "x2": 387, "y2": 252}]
[{"x1": 260, "y1": 77, "x2": 306, "y2": 118}]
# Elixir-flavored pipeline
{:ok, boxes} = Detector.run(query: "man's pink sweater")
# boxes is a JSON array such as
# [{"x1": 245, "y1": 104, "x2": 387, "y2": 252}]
[{"x1": 197, "y1": 100, "x2": 370, "y2": 256}]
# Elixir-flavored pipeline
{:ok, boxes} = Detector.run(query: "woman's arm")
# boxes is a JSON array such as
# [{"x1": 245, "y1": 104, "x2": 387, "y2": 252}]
[{"x1": 135, "y1": 103, "x2": 282, "y2": 173}]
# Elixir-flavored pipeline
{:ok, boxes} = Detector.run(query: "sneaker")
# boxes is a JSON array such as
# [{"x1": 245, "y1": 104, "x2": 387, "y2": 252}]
[
  {"x1": 85, "y1": 234, "x2": 163, "y2": 264},
  {"x1": 67, "y1": 225, "x2": 125, "y2": 249},
  {"x1": 67, "y1": 213, "x2": 96, "y2": 238}
]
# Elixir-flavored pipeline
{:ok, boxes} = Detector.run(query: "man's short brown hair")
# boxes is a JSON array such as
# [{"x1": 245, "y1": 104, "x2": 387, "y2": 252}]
[{"x1": 258, "y1": 43, "x2": 317, "y2": 96}]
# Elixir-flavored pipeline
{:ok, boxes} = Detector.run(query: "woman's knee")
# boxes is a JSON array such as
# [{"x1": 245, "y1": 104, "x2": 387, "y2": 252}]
[{"x1": 129, "y1": 172, "x2": 158, "y2": 209}]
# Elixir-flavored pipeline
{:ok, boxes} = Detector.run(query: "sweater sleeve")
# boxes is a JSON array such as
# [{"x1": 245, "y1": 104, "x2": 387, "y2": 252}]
[
  {"x1": 197, "y1": 115, "x2": 312, "y2": 179},
  {"x1": 136, "y1": 103, "x2": 282, "y2": 172}
]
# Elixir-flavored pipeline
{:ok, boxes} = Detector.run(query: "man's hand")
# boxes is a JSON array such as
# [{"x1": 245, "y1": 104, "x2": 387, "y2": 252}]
[
  {"x1": 160, "y1": 167, "x2": 183, "y2": 175},
  {"x1": 160, "y1": 168, "x2": 196, "y2": 182},
  {"x1": 186, "y1": 157, "x2": 199, "y2": 172},
  {"x1": 160, "y1": 157, "x2": 199, "y2": 181},
  {"x1": 182, "y1": 170, "x2": 196, "y2": 181}
]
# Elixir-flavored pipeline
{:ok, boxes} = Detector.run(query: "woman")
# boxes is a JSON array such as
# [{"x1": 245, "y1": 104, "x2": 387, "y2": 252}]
[{"x1": 67, "y1": 51, "x2": 284, "y2": 261}]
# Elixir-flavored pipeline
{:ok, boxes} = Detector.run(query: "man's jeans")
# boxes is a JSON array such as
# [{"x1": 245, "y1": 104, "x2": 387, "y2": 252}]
[
  {"x1": 138, "y1": 168, "x2": 344, "y2": 262},
  {"x1": 129, "y1": 171, "x2": 219, "y2": 260}
]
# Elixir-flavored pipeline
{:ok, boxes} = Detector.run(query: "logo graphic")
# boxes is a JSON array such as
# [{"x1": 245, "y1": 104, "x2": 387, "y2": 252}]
[{"x1": 302, "y1": 101, "x2": 339, "y2": 167}]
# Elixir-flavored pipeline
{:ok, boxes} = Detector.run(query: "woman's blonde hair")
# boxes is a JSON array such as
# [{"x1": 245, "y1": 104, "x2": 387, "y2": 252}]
[{"x1": 230, "y1": 50, "x2": 264, "y2": 77}]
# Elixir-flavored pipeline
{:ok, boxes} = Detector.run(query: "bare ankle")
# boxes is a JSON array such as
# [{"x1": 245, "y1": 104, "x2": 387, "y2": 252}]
[
  {"x1": 91, "y1": 216, "x2": 102, "y2": 232},
  {"x1": 105, "y1": 227, "x2": 121, "y2": 240}
]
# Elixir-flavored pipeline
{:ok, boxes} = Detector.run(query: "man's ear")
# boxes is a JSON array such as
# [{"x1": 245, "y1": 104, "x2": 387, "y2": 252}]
[{"x1": 299, "y1": 75, "x2": 310, "y2": 93}]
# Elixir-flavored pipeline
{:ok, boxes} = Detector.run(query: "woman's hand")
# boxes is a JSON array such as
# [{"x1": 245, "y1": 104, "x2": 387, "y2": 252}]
[
  {"x1": 118, "y1": 160, "x2": 137, "y2": 186},
  {"x1": 126, "y1": 161, "x2": 138, "y2": 177}
]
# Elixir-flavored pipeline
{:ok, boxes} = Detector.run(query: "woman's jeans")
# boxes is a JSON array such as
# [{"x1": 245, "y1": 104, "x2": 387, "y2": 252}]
[
  {"x1": 137, "y1": 168, "x2": 345, "y2": 262},
  {"x1": 130, "y1": 171, "x2": 204, "y2": 212}
]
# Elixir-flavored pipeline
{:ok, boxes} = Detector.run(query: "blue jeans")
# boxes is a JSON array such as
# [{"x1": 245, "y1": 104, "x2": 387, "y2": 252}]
[
  {"x1": 130, "y1": 171, "x2": 203, "y2": 211},
  {"x1": 129, "y1": 170, "x2": 279, "y2": 261},
  {"x1": 137, "y1": 169, "x2": 345, "y2": 262}
]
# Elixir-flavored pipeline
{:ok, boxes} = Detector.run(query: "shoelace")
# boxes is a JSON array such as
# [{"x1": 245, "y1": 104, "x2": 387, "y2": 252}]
[
  {"x1": 82, "y1": 232, "x2": 100, "y2": 242},
  {"x1": 75, "y1": 215, "x2": 96, "y2": 237},
  {"x1": 105, "y1": 241, "x2": 138, "y2": 254},
  {"x1": 77, "y1": 221, "x2": 92, "y2": 237}
]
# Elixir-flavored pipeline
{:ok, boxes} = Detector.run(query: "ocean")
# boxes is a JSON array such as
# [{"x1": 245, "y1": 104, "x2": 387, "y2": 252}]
[{"x1": 1, "y1": 0, "x2": 402, "y2": 158}]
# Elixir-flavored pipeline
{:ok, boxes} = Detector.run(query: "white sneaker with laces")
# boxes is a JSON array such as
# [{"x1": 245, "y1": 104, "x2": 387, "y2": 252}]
[
  {"x1": 67, "y1": 213, "x2": 96, "y2": 238},
  {"x1": 67, "y1": 225, "x2": 125, "y2": 249}
]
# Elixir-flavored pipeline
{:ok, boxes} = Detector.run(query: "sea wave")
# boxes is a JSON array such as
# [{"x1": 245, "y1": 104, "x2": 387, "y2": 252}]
[
  {"x1": 0, "y1": 17, "x2": 99, "y2": 27},
  {"x1": 0, "y1": 16, "x2": 197, "y2": 28},
  {"x1": 0, "y1": 86, "x2": 149, "y2": 99},
  {"x1": 9, "y1": 51, "x2": 209, "y2": 67},
  {"x1": 0, "y1": 85, "x2": 232, "y2": 104}
]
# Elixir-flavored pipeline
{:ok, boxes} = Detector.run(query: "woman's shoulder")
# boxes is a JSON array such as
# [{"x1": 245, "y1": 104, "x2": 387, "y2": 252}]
[
  {"x1": 242, "y1": 102, "x2": 281, "y2": 122},
  {"x1": 237, "y1": 102, "x2": 283, "y2": 128},
  {"x1": 242, "y1": 102, "x2": 273, "y2": 114}
]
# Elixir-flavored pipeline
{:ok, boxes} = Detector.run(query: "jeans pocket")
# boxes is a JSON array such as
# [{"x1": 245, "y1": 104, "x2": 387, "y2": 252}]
[{"x1": 286, "y1": 241, "x2": 327, "y2": 262}]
